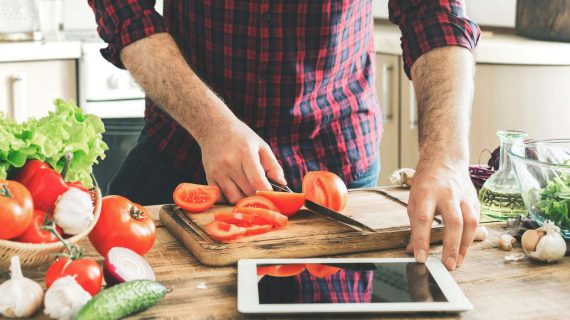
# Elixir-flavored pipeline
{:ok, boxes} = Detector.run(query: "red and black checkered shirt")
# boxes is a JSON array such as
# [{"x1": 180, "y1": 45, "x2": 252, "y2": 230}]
[{"x1": 89, "y1": 0, "x2": 479, "y2": 190}]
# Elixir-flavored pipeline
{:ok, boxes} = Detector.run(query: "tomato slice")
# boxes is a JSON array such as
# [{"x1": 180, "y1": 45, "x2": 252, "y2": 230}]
[
  {"x1": 255, "y1": 191, "x2": 305, "y2": 217},
  {"x1": 232, "y1": 207, "x2": 288, "y2": 228},
  {"x1": 305, "y1": 264, "x2": 342, "y2": 278},
  {"x1": 214, "y1": 211, "x2": 265, "y2": 226},
  {"x1": 302, "y1": 171, "x2": 348, "y2": 211},
  {"x1": 257, "y1": 264, "x2": 307, "y2": 277},
  {"x1": 173, "y1": 183, "x2": 220, "y2": 213},
  {"x1": 243, "y1": 224, "x2": 273, "y2": 235},
  {"x1": 235, "y1": 195, "x2": 279, "y2": 212},
  {"x1": 206, "y1": 221, "x2": 247, "y2": 242}
]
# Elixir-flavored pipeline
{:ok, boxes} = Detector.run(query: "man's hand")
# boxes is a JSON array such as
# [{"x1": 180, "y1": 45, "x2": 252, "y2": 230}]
[
  {"x1": 121, "y1": 33, "x2": 285, "y2": 203},
  {"x1": 407, "y1": 46, "x2": 480, "y2": 270}
]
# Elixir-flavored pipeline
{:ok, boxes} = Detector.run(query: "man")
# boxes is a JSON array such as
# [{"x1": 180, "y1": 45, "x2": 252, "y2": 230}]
[{"x1": 88, "y1": 0, "x2": 480, "y2": 271}]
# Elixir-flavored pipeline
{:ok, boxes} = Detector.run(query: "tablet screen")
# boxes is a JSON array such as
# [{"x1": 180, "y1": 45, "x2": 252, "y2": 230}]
[{"x1": 257, "y1": 262, "x2": 447, "y2": 304}]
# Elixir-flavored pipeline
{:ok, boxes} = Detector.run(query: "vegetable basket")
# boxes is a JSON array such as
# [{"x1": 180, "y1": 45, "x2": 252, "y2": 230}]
[{"x1": 0, "y1": 187, "x2": 102, "y2": 270}]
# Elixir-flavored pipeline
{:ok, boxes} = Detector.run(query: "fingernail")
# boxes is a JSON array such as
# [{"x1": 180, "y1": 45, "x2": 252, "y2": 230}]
[
  {"x1": 415, "y1": 250, "x2": 427, "y2": 263},
  {"x1": 457, "y1": 254, "x2": 464, "y2": 267},
  {"x1": 445, "y1": 256, "x2": 457, "y2": 270}
]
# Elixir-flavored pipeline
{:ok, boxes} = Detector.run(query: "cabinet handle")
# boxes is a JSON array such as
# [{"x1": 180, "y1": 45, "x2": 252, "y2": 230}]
[
  {"x1": 381, "y1": 64, "x2": 394, "y2": 122},
  {"x1": 408, "y1": 81, "x2": 418, "y2": 129},
  {"x1": 10, "y1": 74, "x2": 28, "y2": 123}
]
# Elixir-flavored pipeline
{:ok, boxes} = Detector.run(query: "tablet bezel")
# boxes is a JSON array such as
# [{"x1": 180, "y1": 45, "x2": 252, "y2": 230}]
[{"x1": 238, "y1": 257, "x2": 473, "y2": 314}]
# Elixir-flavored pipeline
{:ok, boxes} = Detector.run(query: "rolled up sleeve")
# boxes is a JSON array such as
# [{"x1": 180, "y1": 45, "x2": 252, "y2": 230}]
[
  {"x1": 88, "y1": 0, "x2": 167, "y2": 69},
  {"x1": 389, "y1": 0, "x2": 481, "y2": 79}
]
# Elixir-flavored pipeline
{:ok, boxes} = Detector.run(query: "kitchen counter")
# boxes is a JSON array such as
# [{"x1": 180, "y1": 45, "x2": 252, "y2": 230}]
[
  {"x1": 21, "y1": 200, "x2": 570, "y2": 319},
  {"x1": 0, "y1": 40, "x2": 81, "y2": 63}
]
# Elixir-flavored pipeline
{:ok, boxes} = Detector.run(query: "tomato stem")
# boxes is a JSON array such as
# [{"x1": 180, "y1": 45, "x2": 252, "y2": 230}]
[
  {"x1": 129, "y1": 205, "x2": 145, "y2": 220},
  {"x1": 0, "y1": 184, "x2": 13, "y2": 198},
  {"x1": 44, "y1": 222, "x2": 83, "y2": 260}
]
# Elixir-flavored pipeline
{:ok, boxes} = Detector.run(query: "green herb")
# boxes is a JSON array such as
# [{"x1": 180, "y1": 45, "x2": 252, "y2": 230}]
[
  {"x1": 535, "y1": 173, "x2": 570, "y2": 230},
  {"x1": 0, "y1": 99, "x2": 107, "y2": 188}
]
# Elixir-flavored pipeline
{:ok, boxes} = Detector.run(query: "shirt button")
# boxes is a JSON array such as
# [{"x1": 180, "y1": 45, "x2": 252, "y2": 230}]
[
  {"x1": 262, "y1": 12, "x2": 272, "y2": 22},
  {"x1": 259, "y1": 72, "x2": 269, "y2": 81}
]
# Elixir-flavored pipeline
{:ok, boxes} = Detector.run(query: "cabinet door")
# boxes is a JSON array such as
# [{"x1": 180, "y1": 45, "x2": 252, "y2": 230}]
[
  {"x1": 375, "y1": 54, "x2": 401, "y2": 185},
  {"x1": 400, "y1": 75, "x2": 420, "y2": 169},
  {"x1": 0, "y1": 60, "x2": 77, "y2": 121}
]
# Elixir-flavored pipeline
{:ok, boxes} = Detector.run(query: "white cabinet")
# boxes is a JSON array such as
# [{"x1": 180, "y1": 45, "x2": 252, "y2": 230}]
[{"x1": 0, "y1": 59, "x2": 77, "y2": 121}]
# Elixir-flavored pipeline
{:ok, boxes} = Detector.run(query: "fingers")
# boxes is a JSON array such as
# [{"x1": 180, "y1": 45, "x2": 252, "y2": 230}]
[
  {"x1": 242, "y1": 150, "x2": 273, "y2": 192},
  {"x1": 440, "y1": 200, "x2": 463, "y2": 270},
  {"x1": 408, "y1": 197, "x2": 436, "y2": 264},
  {"x1": 457, "y1": 201, "x2": 479, "y2": 267},
  {"x1": 215, "y1": 177, "x2": 246, "y2": 204},
  {"x1": 259, "y1": 144, "x2": 286, "y2": 185}
]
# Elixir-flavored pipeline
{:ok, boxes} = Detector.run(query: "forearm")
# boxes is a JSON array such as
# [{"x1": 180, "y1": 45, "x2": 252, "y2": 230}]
[
  {"x1": 120, "y1": 33, "x2": 238, "y2": 144},
  {"x1": 411, "y1": 46, "x2": 475, "y2": 168}
]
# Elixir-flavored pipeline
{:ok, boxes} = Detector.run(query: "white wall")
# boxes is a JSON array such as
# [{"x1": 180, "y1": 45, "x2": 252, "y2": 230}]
[{"x1": 373, "y1": 0, "x2": 517, "y2": 28}]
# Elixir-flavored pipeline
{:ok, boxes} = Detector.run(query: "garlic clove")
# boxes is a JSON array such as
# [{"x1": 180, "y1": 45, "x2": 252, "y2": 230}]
[
  {"x1": 474, "y1": 226, "x2": 488, "y2": 241},
  {"x1": 498, "y1": 234, "x2": 516, "y2": 251},
  {"x1": 0, "y1": 256, "x2": 44, "y2": 318},
  {"x1": 521, "y1": 229, "x2": 542, "y2": 254}
]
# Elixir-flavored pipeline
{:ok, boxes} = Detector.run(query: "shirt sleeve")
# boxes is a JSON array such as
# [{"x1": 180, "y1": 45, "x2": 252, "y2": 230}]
[
  {"x1": 388, "y1": 0, "x2": 481, "y2": 79},
  {"x1": 88, "y1": 0, "x2": 167, "y2": 69}
]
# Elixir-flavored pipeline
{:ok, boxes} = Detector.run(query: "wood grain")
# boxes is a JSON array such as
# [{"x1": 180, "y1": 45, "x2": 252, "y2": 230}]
[
  {"x1": 160, "y1": 188, "x2": 444, "y2": 266},
  {"x1": 516, "y1": 0, "x2": 570, "y2": 42}
]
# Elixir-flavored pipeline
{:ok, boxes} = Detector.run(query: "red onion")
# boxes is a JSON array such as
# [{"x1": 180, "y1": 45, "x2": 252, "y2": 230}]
[{"x1": 104, "y1": 247, "x2": 155, "y2": 286}]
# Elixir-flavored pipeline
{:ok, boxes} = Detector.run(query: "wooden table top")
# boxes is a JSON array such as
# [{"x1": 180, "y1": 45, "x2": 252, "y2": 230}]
[{"x1": 22, "y1": 205, "x2": 570, "y2": 320}]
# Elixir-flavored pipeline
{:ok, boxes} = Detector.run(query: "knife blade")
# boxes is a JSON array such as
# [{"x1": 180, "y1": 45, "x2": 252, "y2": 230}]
[{"x1": 304, "y1": 199, "x2": 377, "y2": 233}]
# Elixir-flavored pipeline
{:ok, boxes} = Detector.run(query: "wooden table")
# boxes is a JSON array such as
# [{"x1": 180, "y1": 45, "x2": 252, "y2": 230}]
[{"x1": 20, "y1": 205, "x2": 570, "y2": 320}]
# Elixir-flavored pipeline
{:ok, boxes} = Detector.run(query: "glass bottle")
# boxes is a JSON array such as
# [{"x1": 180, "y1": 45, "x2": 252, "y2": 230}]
[{"x1": 479, "y1": 130, "x2": 528, "y2": 221}]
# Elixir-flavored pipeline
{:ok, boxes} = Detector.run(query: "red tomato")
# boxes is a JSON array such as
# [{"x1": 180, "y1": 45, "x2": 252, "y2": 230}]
[
  {"x1": 235, "y1": 196, "x2": 279, "y2": 212},
  {"x1": 173, "y1": 183, "x2": 220, "y2": 213},
  {"x1": 46, "y1": 257, "x2": 103, "y2": 296},
  {"x1": 257, "y1": 264, "x2": 306, "y2": 277},
  {"x1": 89, "y1": 196, "x2": 157, "y2": 256},
  {"x1": 243, "y1": 224, "x2": 273, "y2": 235},
  {"x1": 302, "y1": 171, "x2": 348, "y2": 211},
  {"x1": 14, "y1": 210, "x2": 62, "y2": 243},
  {"x1": 305, "y1": 264, "x2": 342, "y2": 278},
  {"x1": 232, "y1": 207, "x2": 288, "y2": 228},
  {"x1": 214, "y1": 211, "x2": 262, "y2": 226},
  {"x1": 206, "y1": 221, "x2": 247, "y2": 242},
  {"x1": 255, "y1": 191, "x2": 305, "y2": 217},
  {"x1": 0, "y1": 180, "x2": 34, "y2": 240}
]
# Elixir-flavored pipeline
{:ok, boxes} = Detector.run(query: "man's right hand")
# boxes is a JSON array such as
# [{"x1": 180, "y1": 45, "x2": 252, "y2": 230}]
[{"x1": 200, "y1": 119, "x2": 286, "y2": 204}]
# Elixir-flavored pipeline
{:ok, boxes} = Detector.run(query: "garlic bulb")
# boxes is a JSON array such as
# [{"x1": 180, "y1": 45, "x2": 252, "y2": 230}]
[
  {"x1": 44, "y1": 276, "x2": 92, "y2": 320},
  {"x1": 0, "y1": 256, "x2": 44, "y2": 318},
  {"x1": 54, "y1": 187, "x2": 94, "y2": 235},
  {"x1": 474, "y1": 226, "x2": 488, "y2": 241},
  {"x1": 498, "y1": 234, "x2": 516, "y2": 251},
  {"x1": 389, "y1": 168, "x2": 415, "y2": 187},
  {"x1": 525, "y1": 221, "x2": 567, "y2": 263}
]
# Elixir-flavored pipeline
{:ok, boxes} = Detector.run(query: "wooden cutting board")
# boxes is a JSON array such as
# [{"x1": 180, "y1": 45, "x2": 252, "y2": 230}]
[{"x1": 159, "y1": 187, "x2": 444, "y2": 266}]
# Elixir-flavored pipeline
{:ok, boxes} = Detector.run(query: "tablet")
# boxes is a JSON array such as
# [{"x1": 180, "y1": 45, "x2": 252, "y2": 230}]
[{"x1": 237, "y1": 257, "x2": 472, "y2": 314}]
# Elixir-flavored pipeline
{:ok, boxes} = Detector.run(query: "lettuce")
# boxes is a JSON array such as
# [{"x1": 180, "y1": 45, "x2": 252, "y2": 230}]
[{"x1": 0, "y1": 99, "x2": 108, "y2": 188}]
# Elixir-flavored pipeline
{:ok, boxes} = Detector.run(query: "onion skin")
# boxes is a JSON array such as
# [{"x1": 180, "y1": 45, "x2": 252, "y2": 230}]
[
  {"x1": 103, "y1": 247, "x2": 155, "y2": 287},
  {"x1": 521, "y1": 229, "x2": 542, "y2": 254},
  {"x1": 103, "y1": 259, "x2": 126, "y2": 287}
]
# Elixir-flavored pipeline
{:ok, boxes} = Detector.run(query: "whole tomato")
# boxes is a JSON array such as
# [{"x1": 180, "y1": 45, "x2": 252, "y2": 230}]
[
  {"x1": 0, "y1": 180, "x2": 34, "y2": 240},
  {"x1": 45, "y1": 257, "x2": 103, "y2": 296},
  {"x1": 89, "y1": 196, "x2": 157, "y2": 256},
  {"x1": 14, "y1": 210, "x2": 62, "y2": 243}
]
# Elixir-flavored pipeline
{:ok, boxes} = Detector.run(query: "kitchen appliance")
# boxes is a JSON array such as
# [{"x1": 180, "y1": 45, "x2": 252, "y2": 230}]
[
  {"x1": 79, "y1": 41, "x2": 146, "y2": 194},
  {"x1": 160, "y1": 188, "x2": 444, "y2": 266},
  {"x1": 0, "y1": 0, "x2": 42, "y2": 41}
]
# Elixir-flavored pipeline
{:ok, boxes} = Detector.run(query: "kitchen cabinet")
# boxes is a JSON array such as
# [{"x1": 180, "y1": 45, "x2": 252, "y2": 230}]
[{"x1": 0, "y1": 59, "x2": 77, "y2": 121}]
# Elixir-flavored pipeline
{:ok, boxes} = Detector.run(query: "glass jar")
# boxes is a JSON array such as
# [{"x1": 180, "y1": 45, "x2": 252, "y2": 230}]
[{"x1": 479, "y1": 130, "x2": 528, "y2": 221}]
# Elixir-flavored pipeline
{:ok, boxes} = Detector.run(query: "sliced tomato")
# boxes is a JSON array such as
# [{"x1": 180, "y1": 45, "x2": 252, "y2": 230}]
[
  {"x1": 174, "y1": 183, "x2": 220, "y2": 213},
  {"x1": 305, "y1": 264, "x2": 342, "y2": 278},
  {"x1": 214, "y1": 211, "x2": 263, "y2": 226},
  {"x1": 206, "y1": 221, "x2": 247, "y2": 242},
  {"x1": 302, "y1": 171, "x2": 348, "y2": 211},
  {"x1": 243, "y1": 224, "x2": 273, "y2": 235},
  {"x1": 233, "y1": 207, "x2": 288, "y2": 228},
  {"x1": 255, "y1": 191, "x2": 305, "y2": 217},
  {"x1": 257, "y1": 264, "x2": 307, "y2": 277},
  {"x1": 235, "y1": 196, "x2": 279, "y2": 212}
]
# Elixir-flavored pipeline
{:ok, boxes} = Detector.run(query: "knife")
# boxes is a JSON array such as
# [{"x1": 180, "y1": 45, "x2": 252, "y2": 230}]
[{"x1": 267, "y1": 178, "x2": 377, "y2": 233}]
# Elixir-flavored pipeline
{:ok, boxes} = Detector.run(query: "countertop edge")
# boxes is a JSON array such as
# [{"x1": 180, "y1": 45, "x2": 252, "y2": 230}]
[{"x1": 0, "y1": 41, "x2": 82, "y2": 63}]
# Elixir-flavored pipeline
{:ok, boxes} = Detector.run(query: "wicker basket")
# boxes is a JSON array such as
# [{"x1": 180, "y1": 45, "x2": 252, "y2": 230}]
[{"x1": 0, "y1": 187, "x2": 102, "y2": 270}]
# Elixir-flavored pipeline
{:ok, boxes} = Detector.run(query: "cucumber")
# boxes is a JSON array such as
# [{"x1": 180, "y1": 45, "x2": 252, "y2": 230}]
[{"x1": 77, "y1": 280, "x2": 168, "y2": 320}]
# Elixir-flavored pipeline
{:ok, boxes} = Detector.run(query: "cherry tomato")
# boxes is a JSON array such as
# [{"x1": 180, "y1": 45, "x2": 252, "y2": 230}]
[
  {"x1": 257, "y1": 264, "x2": 306, "y2": 277},
  {"x1": 305, "y1": 264, "x2": 342, "y2": 278},
  {"x1": 0, "y1": 180, "x2": 34, "y2": 240},
  {"x1": 302, "y1": 171, "x2": 348, "y2": 211},
  {"x1": 235, "y1": 195, "x2": 279, "y2": 212},
  {"x1": 243, "y1": 224, "x2": 273, "y2": 235},
  {"x1": 14, "y1": 210, "x2": 62, "y2": 243},
  {"x1": 232, "y1": 207, "x2": 288, "y2": 228},
  {"x1": 89, "y1": 196, "x2": 156, "y2": 256},
  {"x1": 255, "y1": 191, "x2": 305, "y2": 217},
  {"x1": 206, "y1": 221, "x2": 247, "y2": 242},
  {"x1": 46, "y1": 257, "x2": 103, "y2": 296},
  {"x1": 173, "y1": 183, "x2": 220, "y2": 213}
]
